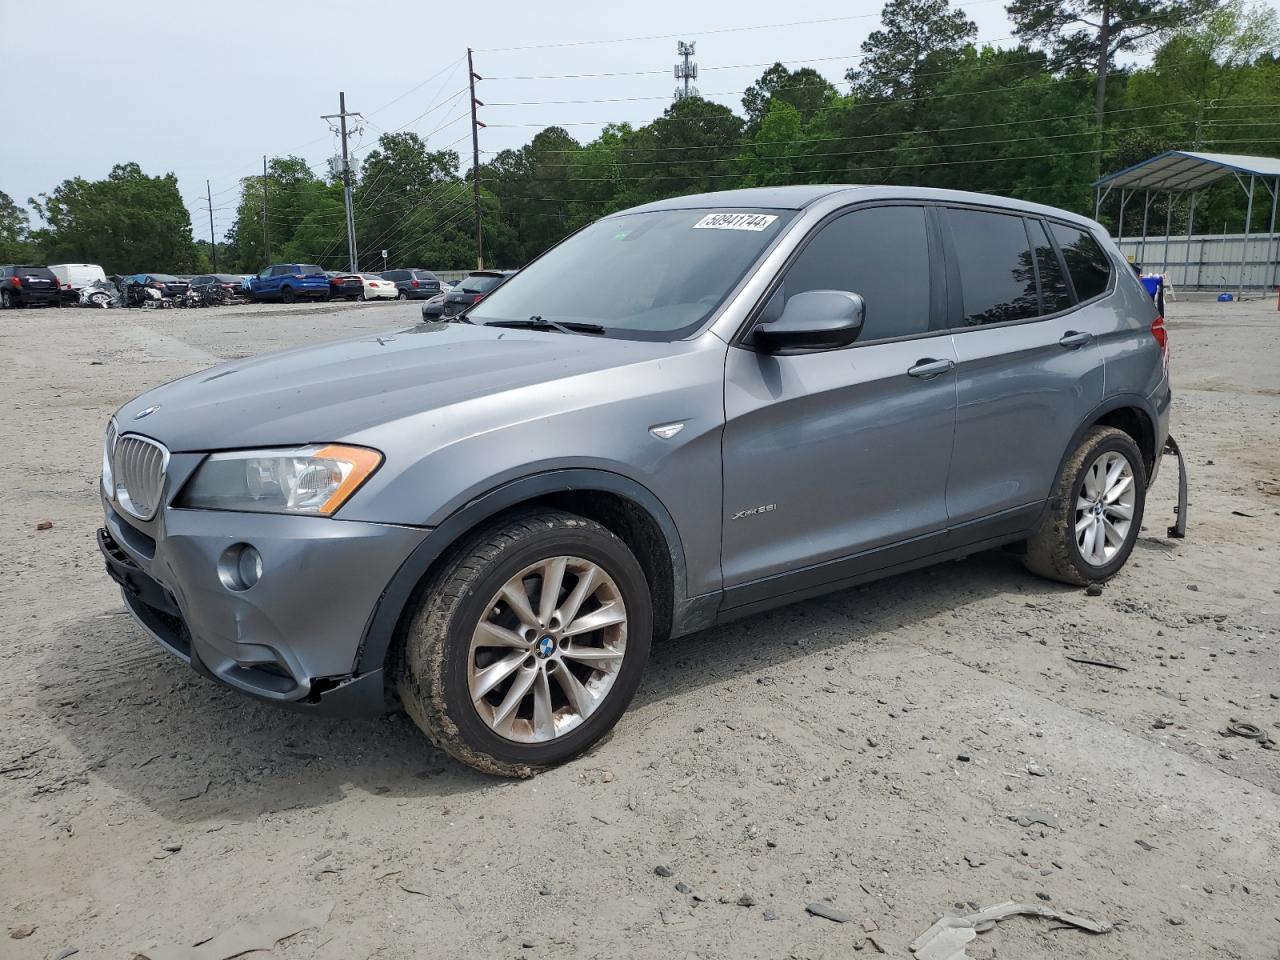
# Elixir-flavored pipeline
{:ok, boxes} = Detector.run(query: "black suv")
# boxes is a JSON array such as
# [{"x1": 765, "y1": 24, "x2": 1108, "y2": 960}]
[
  {"x1": 381, "y1": 268, "x2": 442, "y2": 300},
  {"x1": 0, "y1": 265, "x2": 61, "y2": 308}
]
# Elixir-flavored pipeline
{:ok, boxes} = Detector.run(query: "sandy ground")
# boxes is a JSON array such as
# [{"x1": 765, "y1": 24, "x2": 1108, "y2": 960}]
[{"x1": 1, "y1": 295, "x2": 1277, "y2": 960}]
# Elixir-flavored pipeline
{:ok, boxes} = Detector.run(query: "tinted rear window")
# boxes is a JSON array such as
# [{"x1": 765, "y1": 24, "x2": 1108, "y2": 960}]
[
  {"x1": 1049, "y1": 223, "x2": 1111, "y2": 301},
  {"x1": 458, "y1": 275, "x2": 505, "y2": 293},
  {"x1": 150, "y1": 274, "x2": 179, "y2": 282},
  {"x1": 1031, "y1": 220, "x2": 1073, "y2": 314},
  {"x1": 16, "y1": 266, "x2": 55, "y2": 279},
  {"x1": 946, "y1": 209, "x2": 1039, "y2": 326},
  {"x1": 299, "y1": 265, "x2": 325, "y2": 276},
  {"x1": 412, "y1": 270, "x2": 439, "y2": 280}
]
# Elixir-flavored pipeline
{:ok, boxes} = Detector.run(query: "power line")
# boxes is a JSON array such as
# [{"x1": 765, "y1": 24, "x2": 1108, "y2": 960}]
[{"x1": 477, "y1": 1, "x2": 1005, "y2": 52}]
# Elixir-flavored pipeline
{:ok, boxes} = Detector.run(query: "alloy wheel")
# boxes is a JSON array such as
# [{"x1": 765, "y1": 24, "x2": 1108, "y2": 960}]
[
  {"x1": 1075, "y1": 450, "x2": 1136, "y2": 566},
  {"x1": 468, "y1": 556, "x2": 628, "y2": 743}
]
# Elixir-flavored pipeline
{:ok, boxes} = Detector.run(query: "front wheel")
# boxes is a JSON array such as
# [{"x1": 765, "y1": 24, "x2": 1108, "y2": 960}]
[
  {"x1": 397, "y1": 291, "x2": 408, "y2": 300},
  {"x1": 1024, "y1": 426, "x2": 1147, "y2": 585},
  {"x1": 397, "y1": 510, "x2": 652, "y2": 777}
]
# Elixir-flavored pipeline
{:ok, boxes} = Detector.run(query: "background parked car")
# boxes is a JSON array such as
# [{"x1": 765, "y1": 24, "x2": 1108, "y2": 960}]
[
  {"x1": 121, "y1": 273, "x2": 189, "y2": 306},
  {"x1": 356, "y1": 273, "x2": 397, "y2": 301},
  {"x1": 327, "y1": 272, "x2": 364, "y2": 301},
  {"x1": 249, "y1": 264, "x2": 329, "y2": 303},
  {"x1": 420, "y1": 291, "x2": 447, "y2": 320},
  {"x1": 189, "y1": 274, "x2": 246, "y2": 304},
  {"x1": 49, "y1": 263, "x2": 107, "y2": 305},
  {"x1": 439, "y1": 270, "x2": 514, "y2": 319},
  {"x1": 380, "y1": 268, "x2": 441, "y2": 300},
  {"x1": 0, "y1": 265, "x2": 63, "y2": 308}
]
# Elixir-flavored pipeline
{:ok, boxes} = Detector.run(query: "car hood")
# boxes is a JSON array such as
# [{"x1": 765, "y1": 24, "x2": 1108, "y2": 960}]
[{"x1": 115, "y1": 322, "x2": 686, "y2": 451}]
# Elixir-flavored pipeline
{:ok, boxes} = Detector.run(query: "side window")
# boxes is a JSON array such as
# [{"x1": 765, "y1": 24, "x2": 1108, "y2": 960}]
[
  {"x1": 1030, "y1": 220, "x2": 1073, "y2": 314},
  {"x1": 946, "y1": 209, "x2": 1038, "y2": 326},
  {"x1": 269, "y1": 265, "x2": 289, "y2": 278},
  {"x1": 779, "y1": 205, "x2": 932, "y2": 342},
  {"x1": 1049, "y1": 223, "x2": 1111, "y2": 302}
]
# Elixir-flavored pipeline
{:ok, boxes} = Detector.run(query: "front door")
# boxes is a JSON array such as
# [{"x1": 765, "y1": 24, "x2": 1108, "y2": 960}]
[{"x1": 721, "y1": 204, "x2": 958, "y2": 609}]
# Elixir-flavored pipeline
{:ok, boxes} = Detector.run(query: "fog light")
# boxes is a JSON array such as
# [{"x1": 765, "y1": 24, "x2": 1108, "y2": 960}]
[{"x1": 218, "y1": 543, "x2": 262, "y2": 591}]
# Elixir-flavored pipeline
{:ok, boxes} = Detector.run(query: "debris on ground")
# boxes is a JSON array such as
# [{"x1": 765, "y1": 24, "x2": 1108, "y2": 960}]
[
  {"x1": 9, "y1": 924, "x2": 35, "y2": 939},
  {"x1": 35, "y1": 520, "x2": 53, "y2": 531},
  {"x1": 1065, "y1": 655, "x2": 1128, "y2": 671},
  {"x1": 1223, "y1": 721, "x2": 1275, "y2": 748},
  {"x1": 654, "y1": 864, "x2": 673, "y2": 877},
  {"x1": 134, "y1": 903, "x2": 333, "y2": 960},
  {"x1": 1009, "y1": 809, "x2": 1059, "y2": 829},
  {"x1": 805, "y1": 902, "x2": 851, "y2": 923},
  {"x1": 910, "y1": 900, "x2": 1111, "y2": 959}
]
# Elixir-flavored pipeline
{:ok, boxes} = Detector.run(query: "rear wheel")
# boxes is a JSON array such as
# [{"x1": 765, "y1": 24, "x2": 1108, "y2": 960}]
[
  {"x1": 1024, "y1": 426, "x2": 1146, "y2": 585},
  {"x1": 357, "y1": 291, "x2": 366, "y2": 302},
  {"x1": 280, "y1": 285, "x2": 296, "y2": 304},
  {"x1": 397, "y1": 291, "x2": 408, "y2": 300},
  {"x1": 397, "y1": 510, "x2": 652, "y2": 777},
  {"x1": 0, "y1": 289, "x2": 11, "y2": 309}
]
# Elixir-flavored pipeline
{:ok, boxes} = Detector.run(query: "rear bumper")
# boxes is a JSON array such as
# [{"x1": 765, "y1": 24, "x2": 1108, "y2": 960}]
[
  {"x1": 15, "y1": 288, "x2": 60, "y2": 305},
  {"x1": 98, "y1": 499, "x2": 430, "y2": 717}
]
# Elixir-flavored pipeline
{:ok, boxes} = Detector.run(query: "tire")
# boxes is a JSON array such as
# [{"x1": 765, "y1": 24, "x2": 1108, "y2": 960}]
[
  {"x1": 1024, "y1": 426, "x2": 1147, "y2": 586},
  {"x1": 397, "y1": 291, "x2": 408, "y2": 300},
  {"x1": 280, "y1": 285, "x2": 296, "y2": 304},
  {"x1": 357, "y1": 292, "x2": 366, "y2": 302},
  {"x1": 0, "y1": 289, "x2": 11, "y2": 309},
  {"x1": 397, "y1": 510, "x2": 653, "y2": 777}
]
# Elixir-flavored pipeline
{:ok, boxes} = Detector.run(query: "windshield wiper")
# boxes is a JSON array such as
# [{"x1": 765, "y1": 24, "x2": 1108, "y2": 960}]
[{"x1": 483, "y1": 316, "x2": 605, "y2": 335}]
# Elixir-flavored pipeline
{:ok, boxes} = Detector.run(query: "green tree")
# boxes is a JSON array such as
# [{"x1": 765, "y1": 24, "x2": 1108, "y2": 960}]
[
  {"x1": 848, "y1": 0, "x2": 978, "y2": 102},
  {"x1": 29, "y1": 163, "x2": 196, "y2": 274},
  {"x1": 0, "y1": 190, "x2": 35, "y2": 263},
  {"x1": 742, "y1": 64, "x2": 838, "y2": 128},
  {"x1": 1006, "y1": 0, "x2": 1220, "y2": 128},
  {"x1": 225, "y1": 156, "x2": 343, "y2": 271}
]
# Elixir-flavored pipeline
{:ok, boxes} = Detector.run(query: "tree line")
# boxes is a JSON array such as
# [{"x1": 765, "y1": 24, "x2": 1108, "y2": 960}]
[{"x1": 2, "y1": 0, "x2": 1276, "y2": 275}]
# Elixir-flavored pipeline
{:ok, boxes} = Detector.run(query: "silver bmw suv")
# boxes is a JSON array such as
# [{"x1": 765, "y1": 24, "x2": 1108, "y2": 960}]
[{"x1": 98, "y1": 185, "x2": 1180, "y2": 776}]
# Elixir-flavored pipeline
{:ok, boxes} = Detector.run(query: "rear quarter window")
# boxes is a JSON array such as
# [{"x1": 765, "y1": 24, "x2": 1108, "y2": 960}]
[{"x1": 1049, "y1": 223, "x2": 1111, "y2": 302}]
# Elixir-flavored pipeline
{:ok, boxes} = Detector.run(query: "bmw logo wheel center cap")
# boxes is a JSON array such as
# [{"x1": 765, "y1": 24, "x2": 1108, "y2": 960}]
[{"x1": 536, "y1": 635, "x2": 557, "y2": 659}]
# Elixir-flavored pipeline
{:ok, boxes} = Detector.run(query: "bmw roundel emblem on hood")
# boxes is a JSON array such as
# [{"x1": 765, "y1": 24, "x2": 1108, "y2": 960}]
[{"x1": 134, "y1": 405, "x2": 160, "y2": 420}]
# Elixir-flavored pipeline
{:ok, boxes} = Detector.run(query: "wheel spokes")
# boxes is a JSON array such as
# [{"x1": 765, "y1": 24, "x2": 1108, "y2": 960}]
[
  {"x1": 562, "y1": 600, "x2": 627, "y2": 638},
  {"x1": 471, "y1": 650, "x2": 527, "y2": 701},
  {"x1": 468, "y1": 555, "x2": 629, "y2": 744}
]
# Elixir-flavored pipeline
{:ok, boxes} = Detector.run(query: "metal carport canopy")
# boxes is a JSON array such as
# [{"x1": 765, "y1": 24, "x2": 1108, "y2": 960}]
[{"x1": 1093, "y1": 150, "x2": 1280, "y2": 192}]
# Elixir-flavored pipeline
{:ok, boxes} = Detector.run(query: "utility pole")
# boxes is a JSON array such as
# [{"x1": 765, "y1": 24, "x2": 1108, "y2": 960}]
[
  {"x1": 322, "y1": 92, "x2": 363, "y2": 272},
  {"x1": 262, "y1": 155, "x2": 270, "y2": 262},
  {"x1": 206, "y1": 179, "x2": 218, "y2": 272},
  {"x1": 674, "y1": 41, "x2": 698, "y2": 101},
  {"x1": 468, "y1": 48, "x2": 486, "y2": 270}
]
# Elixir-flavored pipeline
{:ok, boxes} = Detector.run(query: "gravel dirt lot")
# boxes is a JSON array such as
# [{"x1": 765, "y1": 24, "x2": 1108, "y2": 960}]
[{"x1": 1, "y1": 295, "x2": 1277, "y2": 959}]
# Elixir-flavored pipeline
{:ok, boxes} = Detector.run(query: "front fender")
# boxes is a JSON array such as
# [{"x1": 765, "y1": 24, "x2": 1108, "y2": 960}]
[{"x1": 353, "y1": 468, "x2": 694, "y2": 676}]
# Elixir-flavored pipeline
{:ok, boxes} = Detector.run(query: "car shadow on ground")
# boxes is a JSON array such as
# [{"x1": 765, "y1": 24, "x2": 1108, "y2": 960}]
[{"x1": 38, "y1": 549, "x2": 1069, "y2": 822}]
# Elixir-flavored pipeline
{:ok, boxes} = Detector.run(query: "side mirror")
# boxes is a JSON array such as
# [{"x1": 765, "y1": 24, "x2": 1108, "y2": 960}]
[{"x1": 752, "y1": 290, "x2": 866, "y2": 353}]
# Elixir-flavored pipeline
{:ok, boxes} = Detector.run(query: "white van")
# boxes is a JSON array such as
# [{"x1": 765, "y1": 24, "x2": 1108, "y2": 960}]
[{"x1": 48, "y1": 263, "x2": 107, "y2": 290}]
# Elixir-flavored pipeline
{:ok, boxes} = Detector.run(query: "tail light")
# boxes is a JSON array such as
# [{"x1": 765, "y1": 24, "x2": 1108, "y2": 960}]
[
  {"x1": 472, "y1": 294, "x2": 485, "y2": 304},
  {"x1": 1151, "y1": 315, "x2": 1169, "y2": 368},
  {"x1": 411, "y1": 279, "x2": 419, "y2": 288},
  {"x1": 11, "y1": 276, "x2": 20, "y2": 287}
]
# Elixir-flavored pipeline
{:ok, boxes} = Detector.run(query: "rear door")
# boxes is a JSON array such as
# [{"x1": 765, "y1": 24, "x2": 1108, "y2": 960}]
[
  {"x1": 940, "y1": 207, "x2": 1105, "y2": 536},
  {"x1": 721, "y1": 204, "x2": 957, "y2": 604}
]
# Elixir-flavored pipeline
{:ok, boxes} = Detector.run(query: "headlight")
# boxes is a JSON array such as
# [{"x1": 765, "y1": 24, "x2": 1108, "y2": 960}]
[
  {"x1": 178, "y1": 444, "x2": 382, "y2": 516},
  {"x1": 102, "y1": 419, "x2": 118, "y2": 495}
]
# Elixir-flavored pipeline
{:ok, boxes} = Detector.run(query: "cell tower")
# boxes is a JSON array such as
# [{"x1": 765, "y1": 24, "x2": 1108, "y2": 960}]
[{"x1": 674, "y1": 41, "x2": 698, "y2": 101}]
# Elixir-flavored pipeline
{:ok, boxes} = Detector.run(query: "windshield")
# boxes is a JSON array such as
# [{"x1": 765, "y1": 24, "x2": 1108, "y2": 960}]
[{"x1": 467, "y1": 208, "x2": 792, "y2": 339}]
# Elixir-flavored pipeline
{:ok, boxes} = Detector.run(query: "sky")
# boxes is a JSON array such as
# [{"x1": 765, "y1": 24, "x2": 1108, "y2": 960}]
[{"x1": 3, "y1": 0, "x2": 1276, "y2": 243}]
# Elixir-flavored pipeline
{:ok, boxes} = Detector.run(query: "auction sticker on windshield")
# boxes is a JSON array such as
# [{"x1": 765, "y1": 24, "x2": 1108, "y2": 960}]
[{"x1": 692, "y1": 213, "x2": 779, "y2": 231}]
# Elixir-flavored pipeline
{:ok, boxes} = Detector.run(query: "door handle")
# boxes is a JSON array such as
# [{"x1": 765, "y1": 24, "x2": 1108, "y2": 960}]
[
  {"x1": 907, "y1": 358, "x2": 955, "y2": 380},
  {"x1": 1059, "y1": 330, "x2": 1093, "y2": 349}
]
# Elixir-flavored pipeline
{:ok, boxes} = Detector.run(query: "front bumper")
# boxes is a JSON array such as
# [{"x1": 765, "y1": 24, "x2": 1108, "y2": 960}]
[{"x1": 99, "y1": 496, "x2": 429, "y2": 717}]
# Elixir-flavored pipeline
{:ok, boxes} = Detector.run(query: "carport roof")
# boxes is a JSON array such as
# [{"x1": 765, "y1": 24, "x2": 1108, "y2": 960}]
[{"x1": 1093, "y1": 151, "x2": 1280, "y2": 192}]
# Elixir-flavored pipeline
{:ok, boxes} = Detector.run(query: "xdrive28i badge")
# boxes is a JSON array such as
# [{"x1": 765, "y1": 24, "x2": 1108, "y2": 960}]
[{"x1": 731, "y1": 503, "x2": 777, "y2": 520}]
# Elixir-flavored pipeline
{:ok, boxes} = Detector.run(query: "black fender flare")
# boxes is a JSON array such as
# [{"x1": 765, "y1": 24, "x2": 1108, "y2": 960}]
[
  {"x1": 1035, "y1": 393, "x2": 1162, "y2": 530},
  {"x1": 354, "y1": 468, "x2": 689, "y2": 675}
]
